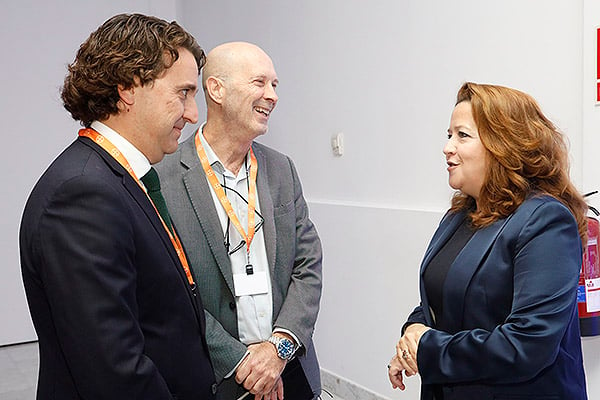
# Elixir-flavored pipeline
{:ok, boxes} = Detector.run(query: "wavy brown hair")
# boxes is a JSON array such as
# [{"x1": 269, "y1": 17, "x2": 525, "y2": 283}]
[
  {"x1": 61, "y1": 13, "x2": 205, "y2": 127},
  {"x1": 450, "y1": 82, "x2": 587, "y2": 243}
]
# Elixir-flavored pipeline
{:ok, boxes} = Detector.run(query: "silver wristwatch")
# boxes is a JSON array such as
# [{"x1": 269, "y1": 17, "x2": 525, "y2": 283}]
[{"x1": 267, "y1": 335, "x2": 296, "y2": 360}]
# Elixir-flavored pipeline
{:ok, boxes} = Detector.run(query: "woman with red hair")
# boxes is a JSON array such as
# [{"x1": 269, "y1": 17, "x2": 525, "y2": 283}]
[{"x1": 388, "y1": 82, "x2": 588, "y2": 399}]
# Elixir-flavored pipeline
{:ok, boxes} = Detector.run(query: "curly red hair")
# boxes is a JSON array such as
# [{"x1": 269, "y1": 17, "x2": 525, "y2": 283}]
[{"x1": 450, "y1": 82, "x2": 587, "y2": 244}]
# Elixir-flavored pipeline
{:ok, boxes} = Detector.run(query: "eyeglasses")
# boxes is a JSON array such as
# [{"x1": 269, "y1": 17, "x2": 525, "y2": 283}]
[{"x1": 221, "y1": 183, "x2": 265, "y2": 255}]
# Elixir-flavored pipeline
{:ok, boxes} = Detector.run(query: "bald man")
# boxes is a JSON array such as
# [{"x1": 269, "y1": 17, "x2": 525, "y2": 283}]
[{"x1": 156, "y1": 42, "x2": 323, "y2": 399}]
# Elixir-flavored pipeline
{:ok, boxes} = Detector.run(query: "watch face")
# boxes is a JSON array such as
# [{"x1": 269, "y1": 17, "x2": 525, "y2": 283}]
[{"x1": 278, "y1": 338, "x2": 294, "y2": 359}]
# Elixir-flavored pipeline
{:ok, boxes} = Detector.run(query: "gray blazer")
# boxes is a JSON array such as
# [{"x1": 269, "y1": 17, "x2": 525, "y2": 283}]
[{"x1": 157, "y1": 134, "x2": 323, "y2": 398}]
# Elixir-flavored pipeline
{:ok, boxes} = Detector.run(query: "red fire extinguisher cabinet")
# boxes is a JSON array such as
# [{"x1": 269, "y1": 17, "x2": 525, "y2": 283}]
[{"x1": 579, "y1": 216, "x2": 600, "y2": 336}]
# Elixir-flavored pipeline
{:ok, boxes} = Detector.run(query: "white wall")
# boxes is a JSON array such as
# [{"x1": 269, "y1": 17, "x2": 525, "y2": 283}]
[
  {"x1": 178, "y1": 0, "x2": 598, "y2": 398},
  {"x1": 3, "y1": 1, "x2": 598, "y2": 399},
  {"x1": 179, "y1": 0, "x2": 583, "y2": 207}
]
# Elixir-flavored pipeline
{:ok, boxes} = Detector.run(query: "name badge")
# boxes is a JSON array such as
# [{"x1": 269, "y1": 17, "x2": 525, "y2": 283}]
[{"x1": 233, "y1": 271, "x2": 269, "y2": 296}]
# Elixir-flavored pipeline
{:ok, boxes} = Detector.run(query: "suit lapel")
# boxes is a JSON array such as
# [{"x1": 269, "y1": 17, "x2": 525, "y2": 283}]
[
  {"x1": 80, "y1": 137, "x2": 178, "y2": 258},
  {"x1": 252, "y1": 143, "x2": 276, "y2": 278},
  {"x1": 419, "y1": 211, "x2": 466, "y2": 326},
  {"x1": 441, "y1": 214, "x2": 513, "y2": 333},
  {"x1": 79, "y1": 136, "x2": 202, "y2": 316},
  {"x1": 421, "y1": 211, "x2": 467, "y2": 271},
  {"x1": 180, "y1": 139, "x2": 236, "y2": 295}
]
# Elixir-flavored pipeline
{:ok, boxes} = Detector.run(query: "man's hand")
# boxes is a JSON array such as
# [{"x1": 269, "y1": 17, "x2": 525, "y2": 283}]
[
  {"x1": 235, "y1": 341, "x2": 286, "y2": 398},
  {"x1": 261, "y1": 377, "x2": 284, "y2": 400}
]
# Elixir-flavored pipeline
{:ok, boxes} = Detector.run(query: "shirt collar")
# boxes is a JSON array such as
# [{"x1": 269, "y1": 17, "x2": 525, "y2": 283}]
[
  {"x1": 91, "y1": 121, "x2": 151, "y2": 179},
  {"x1": 198, "y1": 123, "x2": 248, "y2": 179}
]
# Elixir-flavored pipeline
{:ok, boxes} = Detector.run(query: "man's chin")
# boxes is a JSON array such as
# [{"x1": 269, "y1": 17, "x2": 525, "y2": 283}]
[
  {"x1": 161, "y1": 140, "x2": 180, "y2": 157},
  {"x1": 166, "y1": 143, "x2": 179, "y2": 155},
  {"x1": 256, "y1": 126, "x2": 268, "y2": 137}
]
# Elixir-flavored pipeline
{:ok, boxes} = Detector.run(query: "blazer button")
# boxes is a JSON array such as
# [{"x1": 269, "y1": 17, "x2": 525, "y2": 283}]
[
  {"x1": 229, "y1": 302, "x2": 236, "y2": 310},
  {"x1": 211, "y1": 382, "x2": 218, "y2": 394}
]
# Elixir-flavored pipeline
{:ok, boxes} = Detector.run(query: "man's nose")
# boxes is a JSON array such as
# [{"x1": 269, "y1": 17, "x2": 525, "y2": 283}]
[
  {"x1": 184, "y1": 96, "x2": 199, "y2": 124},
  {"x1": 265, "y1": 82, "x2": 278, "y2": 104}
]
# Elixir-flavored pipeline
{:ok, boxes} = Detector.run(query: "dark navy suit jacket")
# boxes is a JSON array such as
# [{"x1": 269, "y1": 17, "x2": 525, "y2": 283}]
[
  {"x1": 20, "y1": 136, "x2": 216, "y2": 399},
  {"x1": 406, "y1": 195, "x2": 587, "y2": 399}
]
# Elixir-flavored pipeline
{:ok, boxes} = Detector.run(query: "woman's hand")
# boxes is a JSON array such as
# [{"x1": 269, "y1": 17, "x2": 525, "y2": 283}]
[
  {"x1": 388, "y1": 354, "x2": 407, "y2": 390},
  {"x1": 388, "y1": 323, "x2": 431, "y2": 390},
  {"x1": 396, "y1": 323, "x2": 431, "y2": 377}
]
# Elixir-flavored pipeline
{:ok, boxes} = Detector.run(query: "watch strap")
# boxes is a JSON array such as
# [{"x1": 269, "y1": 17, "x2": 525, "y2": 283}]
[{"x1": 267, "y1": 335, "x2": 295, "y2": 360}]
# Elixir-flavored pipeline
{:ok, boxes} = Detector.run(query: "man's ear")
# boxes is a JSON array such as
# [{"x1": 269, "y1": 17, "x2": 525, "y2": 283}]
[
  {"x1": 205, "y1": 76, "x2": 225, "y2": 105},
  {"x1": 117, "y1": 84, "x2": 136, "y2": 107}
]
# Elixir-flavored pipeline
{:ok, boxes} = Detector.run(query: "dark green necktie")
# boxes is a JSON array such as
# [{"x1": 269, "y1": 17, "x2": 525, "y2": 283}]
[{"x1": 140, "y1": 167, "x2": 174, "y2": 235}]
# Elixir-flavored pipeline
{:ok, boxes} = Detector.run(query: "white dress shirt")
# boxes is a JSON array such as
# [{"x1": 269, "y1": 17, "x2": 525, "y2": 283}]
[
  {"x1": 90, "y1": 121, "x2": 151, "y2": 182},
  {"x1": 199, "y1": 132, "x2": 274, "y2": 345}
]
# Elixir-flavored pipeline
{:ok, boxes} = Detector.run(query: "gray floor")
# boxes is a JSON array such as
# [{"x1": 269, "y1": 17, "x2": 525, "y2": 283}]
[
  {"x1": 0, "y1": 342, "x2": 38, "y2": 399},
  {"x1": 0, "y1": 342, "x2": 344, "y2": 400}
]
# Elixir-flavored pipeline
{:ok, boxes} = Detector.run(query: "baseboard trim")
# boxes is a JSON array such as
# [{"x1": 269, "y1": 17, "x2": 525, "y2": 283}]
[{"x1": 321, "y1": 368, "x2": 391, "y2": 400}]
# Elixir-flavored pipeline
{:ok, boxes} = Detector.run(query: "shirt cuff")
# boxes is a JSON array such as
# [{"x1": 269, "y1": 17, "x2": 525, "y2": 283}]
[
  {"x1": 273, "y1": 327, "x2": 302, "y2": 348},
  {"x1": 224, "y1": 350, "x2": 250, "y2": 379}
]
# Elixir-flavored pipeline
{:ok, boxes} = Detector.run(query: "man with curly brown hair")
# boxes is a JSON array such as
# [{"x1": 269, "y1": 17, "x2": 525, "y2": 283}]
[{"x1": 19, "y1": 13, "x2": 216, "y2": 399}]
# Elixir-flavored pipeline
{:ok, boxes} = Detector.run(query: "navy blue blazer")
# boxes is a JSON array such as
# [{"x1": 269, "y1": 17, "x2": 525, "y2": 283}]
[
  {"x1": 20, "y1": 137, "x2": 216, "y2": 399},
  {"x1": 406, "y1": 195, "x2": 587, "y2": 399}
]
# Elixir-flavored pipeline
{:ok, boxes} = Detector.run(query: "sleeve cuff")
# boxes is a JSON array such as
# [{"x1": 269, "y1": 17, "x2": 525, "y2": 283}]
[
  {"x1": 223, "y1": 350, "x2": 250, "y2": 379},
  {"x1": 273, "y1": 327, "x2": 302, "y2": 348}
]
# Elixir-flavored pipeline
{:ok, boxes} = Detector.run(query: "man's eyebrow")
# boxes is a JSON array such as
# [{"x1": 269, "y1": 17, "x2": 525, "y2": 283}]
[{"x1": 250, "y1": 75, "x2": 279, "y2": 86}]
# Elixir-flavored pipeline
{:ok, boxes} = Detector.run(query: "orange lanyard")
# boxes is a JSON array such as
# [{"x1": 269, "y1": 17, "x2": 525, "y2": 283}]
[
  {"x1": 79, "y1": 128, "x2": 195, "y2": 286},
  {"x1": 194, "y1": 130, "x2": 258, "y2": 256}
]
